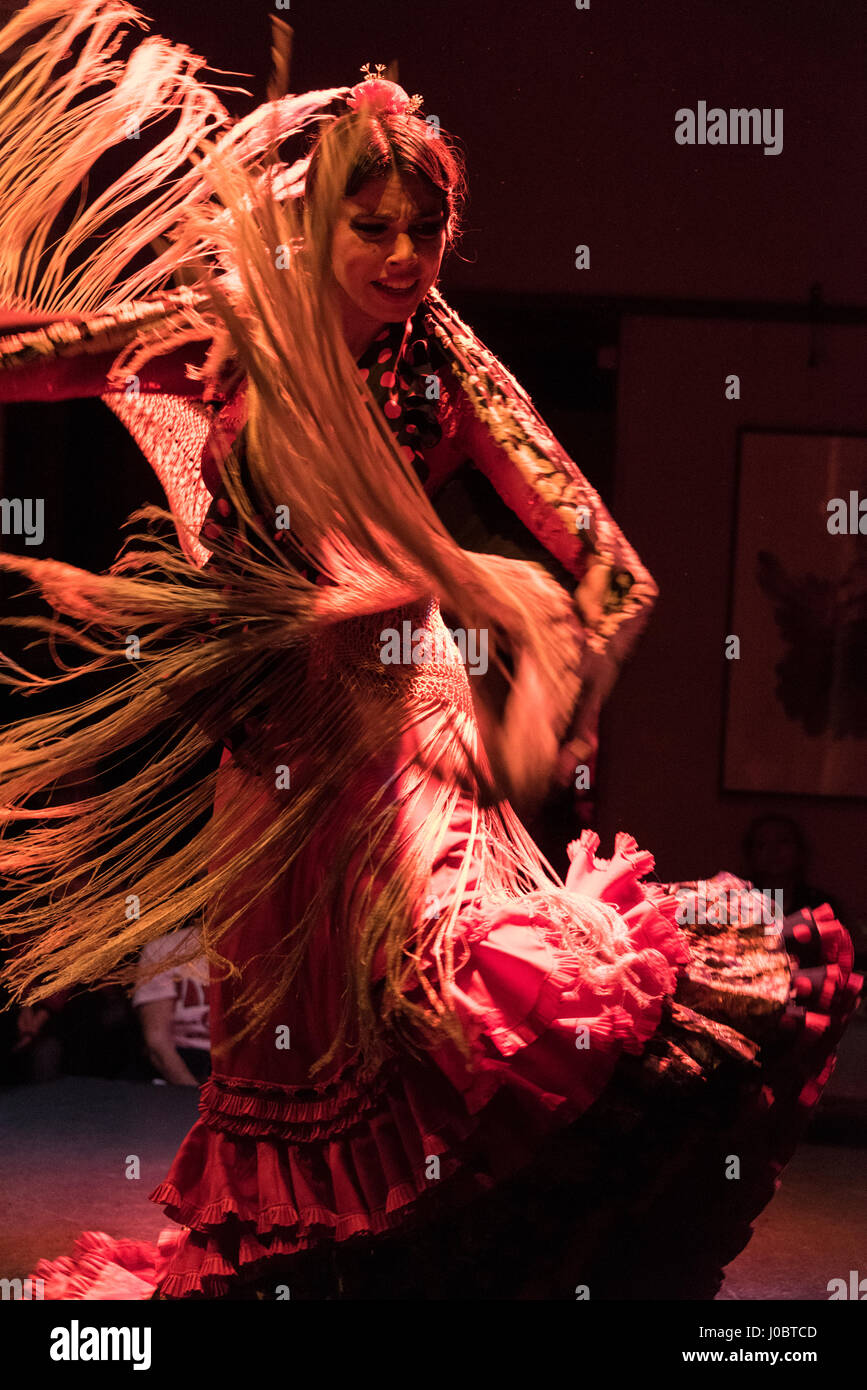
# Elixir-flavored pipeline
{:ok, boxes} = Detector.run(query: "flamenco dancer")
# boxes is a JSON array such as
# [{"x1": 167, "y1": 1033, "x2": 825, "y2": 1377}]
[{"x1": 0, "y1": 2, "x2": 860, "y2": 1300}]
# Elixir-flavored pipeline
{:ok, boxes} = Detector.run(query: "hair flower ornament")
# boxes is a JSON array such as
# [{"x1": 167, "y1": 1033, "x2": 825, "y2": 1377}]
[{"x1": 347, "y1": 63, "x2": 424, "y2": 117}]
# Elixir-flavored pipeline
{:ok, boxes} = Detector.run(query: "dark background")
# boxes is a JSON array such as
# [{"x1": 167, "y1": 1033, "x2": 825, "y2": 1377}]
[{"x1": 83, "y1": 0, "x2": 867, "y2": 306}]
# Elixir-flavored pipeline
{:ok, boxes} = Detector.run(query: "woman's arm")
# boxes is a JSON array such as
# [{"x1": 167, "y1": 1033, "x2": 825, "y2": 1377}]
[
  {"x1": 445, "y1": 367, "x2": 658, "y2": 782},
  {"x1": 0, "y1": 300, "x2": 210, "y2": 402},
  {"x1": 0, "y1": 308, "x2": 82, "y2": 334},
  {"x1": 0, "y1": 297, "x2": 223, "y2": 566},
  {"x1": 136, "y1": 997, "x2": 199, "y2": 1086}
]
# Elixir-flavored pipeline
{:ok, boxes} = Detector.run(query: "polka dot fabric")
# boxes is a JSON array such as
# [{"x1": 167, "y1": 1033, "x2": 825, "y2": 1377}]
[{"x1": 355, "y1": 302, "x2": 447, "y2": 486}]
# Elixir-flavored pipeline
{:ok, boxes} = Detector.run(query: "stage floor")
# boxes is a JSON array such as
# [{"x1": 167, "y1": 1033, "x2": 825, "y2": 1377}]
[
  {"x1": 1, "y1": 1053, "x2": 865, "y2": 1299},
  {"x1": 0, "y1": 1076, "x2": 198, "y2": 1285}
]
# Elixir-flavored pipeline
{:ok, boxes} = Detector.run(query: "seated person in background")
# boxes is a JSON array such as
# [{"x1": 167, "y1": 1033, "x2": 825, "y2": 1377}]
[
  {"x1": 8, "y1": 982, "x2": 140, "y2": 1084},
  {"x1": 742, "y1": 813, "x2": 865, "y2": 974},
  {"x1": 742, "y1": 814, "x2": 844, "y2": 919},
  {"x1": 132, "y1": 925, "x2": 210, "y2": 1086},
  {"x1": 10, "y1": 988, "x2": 68, "y2": 1082}
]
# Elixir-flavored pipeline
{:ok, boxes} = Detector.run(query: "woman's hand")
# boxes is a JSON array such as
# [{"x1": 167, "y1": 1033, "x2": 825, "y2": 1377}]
[
  {"x1": 469, "y1": 649, "x2": 564, "y2": 813},
  {"x1": 467, "y1": 600, "x2": 585, "y2": 815}
]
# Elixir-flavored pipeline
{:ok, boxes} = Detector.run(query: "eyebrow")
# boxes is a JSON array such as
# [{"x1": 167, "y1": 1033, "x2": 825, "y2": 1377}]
[{"x1": 351, "y1": 210, "x2": 445, "y2": 221}]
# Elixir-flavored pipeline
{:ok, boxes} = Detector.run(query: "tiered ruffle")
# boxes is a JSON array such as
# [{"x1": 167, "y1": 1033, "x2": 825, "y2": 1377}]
[{"x1": 144, "y1": 831, "x2": 696, "y2": 1295}]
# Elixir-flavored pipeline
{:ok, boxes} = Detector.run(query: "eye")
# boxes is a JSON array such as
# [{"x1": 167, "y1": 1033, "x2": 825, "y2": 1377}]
[
  {"x1": 412, "y1": 219, "x2": 447, "y2": 239},
  {"x1": 351, "y1": 217, "x2": 446, "y2": 241},
  {"x1": 352, "y1": 220, "x2": 389, "y2": 238}
]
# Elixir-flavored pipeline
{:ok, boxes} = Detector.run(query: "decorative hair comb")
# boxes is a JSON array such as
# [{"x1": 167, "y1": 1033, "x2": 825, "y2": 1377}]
[{"x1": 347, "y1": 63, "x2": 424, "y2": 117}]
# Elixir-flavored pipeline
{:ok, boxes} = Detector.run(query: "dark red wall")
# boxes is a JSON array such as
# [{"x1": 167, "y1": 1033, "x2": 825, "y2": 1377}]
[
  {"x1": 600, "y1": 317, "x2": 867, "y2": 928},
  {"x1": 141, "y1": 0, "x2": 866, "y2": 304}
]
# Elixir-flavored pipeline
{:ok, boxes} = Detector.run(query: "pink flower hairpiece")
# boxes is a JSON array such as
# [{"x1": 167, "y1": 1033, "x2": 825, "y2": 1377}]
[{"x1": 347, "y1": 63, "x2": 424, "y2": 117}]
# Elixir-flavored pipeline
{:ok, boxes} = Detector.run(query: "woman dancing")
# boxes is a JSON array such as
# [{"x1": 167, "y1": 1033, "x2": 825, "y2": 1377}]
[{"x1": 0, "y1": 1, "x2": 860, "y2": 1300}]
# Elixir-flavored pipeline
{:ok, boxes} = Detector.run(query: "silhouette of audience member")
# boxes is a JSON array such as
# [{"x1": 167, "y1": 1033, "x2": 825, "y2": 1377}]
[
  {"x1": 9, "y1": 989, "x2": 66, "y2": 1082},
  {"x1": 742, "y1": 814, "x2": 843, "y2": 921},
  {"x1": 3, "y1": 981, "x2": 140, "y2": 1084}
]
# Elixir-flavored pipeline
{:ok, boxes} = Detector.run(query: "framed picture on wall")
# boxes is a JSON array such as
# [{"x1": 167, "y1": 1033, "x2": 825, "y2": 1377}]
[{"x1": 722, "y1": 428, "x2": 867, "y2": 798}]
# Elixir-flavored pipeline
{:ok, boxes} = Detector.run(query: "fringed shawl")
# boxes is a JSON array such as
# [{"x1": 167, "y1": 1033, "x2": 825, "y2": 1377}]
[{"x1": 0, "y1": 0, "x2": 657, "y2": 1077}]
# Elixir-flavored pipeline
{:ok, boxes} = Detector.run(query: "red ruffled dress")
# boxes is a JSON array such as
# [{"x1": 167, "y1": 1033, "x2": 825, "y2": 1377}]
[
  {"x1": 35, "y1": 831, "x2": 859, "y2": 1300},
  {"x1": 27, "y1": 315, "x2": 861, "y2": 1299}
]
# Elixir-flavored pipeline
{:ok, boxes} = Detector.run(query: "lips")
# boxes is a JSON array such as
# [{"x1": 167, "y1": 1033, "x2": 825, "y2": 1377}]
[{"x1": 371, "y1": 278, "x2": 419, "y2": 299}]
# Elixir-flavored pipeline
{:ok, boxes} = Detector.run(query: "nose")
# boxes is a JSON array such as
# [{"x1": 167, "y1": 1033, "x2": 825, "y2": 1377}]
[{"x1": 386, "y1": 231, "x2": 418, "y2": 269}]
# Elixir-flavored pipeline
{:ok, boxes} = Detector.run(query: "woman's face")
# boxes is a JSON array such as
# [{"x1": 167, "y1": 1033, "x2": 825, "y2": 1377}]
[{"x1": 329, "y1": 170, "x2": 447, "y2": 352}]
